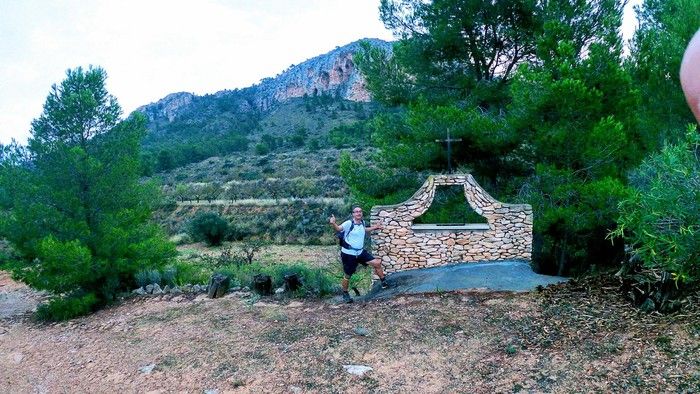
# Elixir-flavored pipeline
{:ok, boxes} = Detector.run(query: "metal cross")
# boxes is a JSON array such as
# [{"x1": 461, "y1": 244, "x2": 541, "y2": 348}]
[{"x1": 435, "y1": 128, "x2": 462, "y2": 173}]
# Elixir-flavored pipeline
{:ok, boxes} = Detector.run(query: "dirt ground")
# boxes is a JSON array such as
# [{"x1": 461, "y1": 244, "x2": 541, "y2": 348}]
[{"x1": 1, "y1": 271, "x2": 699, "y2": 393}]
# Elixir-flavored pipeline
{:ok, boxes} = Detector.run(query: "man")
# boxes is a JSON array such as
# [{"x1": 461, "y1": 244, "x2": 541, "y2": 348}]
[{"x1": 329, "y1": 206, "x2": 388, "y2": 303}]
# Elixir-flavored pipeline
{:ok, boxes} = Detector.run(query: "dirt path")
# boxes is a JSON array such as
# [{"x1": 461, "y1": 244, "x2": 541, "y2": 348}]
[{"x1": 1, "y1": 273, "x2": 698, "y2": 393}]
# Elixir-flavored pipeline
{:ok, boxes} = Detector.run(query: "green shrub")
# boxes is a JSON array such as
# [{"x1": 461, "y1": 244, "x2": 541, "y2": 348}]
[
  {"x1": 188, "y1": 212, "x2": 230, "y2": 246},
  {"x1": 171, "y1": 260, "x2": 211, "y2": 285},
  {"x1": 135, "y1": 270, "x2": 150, "y2": 288},
  {"x1": 147, "y1": 269, "x2": 162, "y2": 285},
  {"x1": 611, "y1": 127, "x2": 700, "y2": 292},
  {"x1": 35, "y1": 292, "x2": 99, "y2": 322},
  {"x1": 162, "y1": 265, "x2": 178, "y2": 287}
]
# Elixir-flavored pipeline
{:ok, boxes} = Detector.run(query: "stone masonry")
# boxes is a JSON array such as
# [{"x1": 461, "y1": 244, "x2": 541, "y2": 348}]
[{"x1": 370, "y1": 174, "x2": 532, "y2": 273}]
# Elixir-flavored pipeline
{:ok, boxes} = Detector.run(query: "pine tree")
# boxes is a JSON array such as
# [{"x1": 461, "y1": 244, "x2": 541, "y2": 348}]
[{"x1": 0, "y1": 67, "x2": 175, "y2": 320}]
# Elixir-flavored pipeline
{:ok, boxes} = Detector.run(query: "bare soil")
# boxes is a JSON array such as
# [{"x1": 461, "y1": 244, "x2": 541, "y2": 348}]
[{"x1": 1, "y1": 270, "x2": 699, "y2": 393}]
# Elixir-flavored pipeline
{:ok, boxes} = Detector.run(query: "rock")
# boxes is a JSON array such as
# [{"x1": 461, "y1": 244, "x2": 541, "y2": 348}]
[
  {"x1": 132, "y1": 287, "x2": 146, "y2": 296},
  {"x1": 289, "y1": 386, "x2": 302, "y2": 394},
  {"x1": 162, "y1": 285, "x2": 171, "y2": 294},
  {"x1": 284, "y1": 274, "x2": 302, "y2": 291},
  {"x1": 151, "y1": 283, "x2": 163, "y2": 295},
  {"x1": 343, "y1": 365, "x2": 373, "y2": 377},
  {"x1": 208, "y1": 274, "x2": 231, "y2": 299},
  {"x1": 10, "y1": 352, "x2": 23, "y2": 364},
  {"x1": 242, "y1": 286, "x2": 250, "y2": 292},
  {"x1": 145, "y1": 284, "x2": 154, "y2": 294},
  {"x1": 287, "y1": 301, "x2": 304, "y2": 308},
  {"x1": 253, "y1": 274, "x2": 272, "y2": 295},
  {"x1": 203, "y1": 390, "x2": 218, "y2": 394},
  {"x1": 274, "y1": 287, "x2": 285, "y2": 295},
  {"x1": 171, "y1": 296, "x2": 184, "y2": 302},
  {"x1": 170, "y1": 286, "x2": 183, "y2": 295},
  {"x1": 353, "y1": 327, "x2": 369, "y2": 336},
  {"x1": 139, "y1": 363, "x2": 156, "y2": 374},
  {"x1": 192, "y1": 284, "x2": 201, "y2": 293},
  {"x1": 230, "y1": 286, "x2": 242, "y2": 292}
]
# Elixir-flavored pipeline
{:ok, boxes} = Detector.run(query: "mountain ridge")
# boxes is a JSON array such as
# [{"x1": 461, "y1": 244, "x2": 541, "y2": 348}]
[{"x1": 135, "y1": 38, "x2": 392, "y2": 124}]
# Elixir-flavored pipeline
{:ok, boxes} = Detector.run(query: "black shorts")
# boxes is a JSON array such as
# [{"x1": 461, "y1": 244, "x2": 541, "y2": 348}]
[{"x1": 341, "y1": 250, "x2": 375, "y2": 276}]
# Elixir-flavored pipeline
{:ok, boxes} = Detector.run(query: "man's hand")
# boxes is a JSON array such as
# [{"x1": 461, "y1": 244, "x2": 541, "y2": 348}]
[
  {"x1": 329, "y1": 214, "x2": 336, "y2": 225},
  {"x1": 367, "y1": 223, "x2": 384, "y2": 232}
]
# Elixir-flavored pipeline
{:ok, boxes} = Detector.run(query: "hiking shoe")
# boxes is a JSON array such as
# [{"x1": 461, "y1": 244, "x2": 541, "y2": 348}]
[
  {"x1": 342, "y1": 292, "x2": 354, "y2": 304},
  {"x1": 380, "y1": 278, "x2": 389, "y2": 289}
]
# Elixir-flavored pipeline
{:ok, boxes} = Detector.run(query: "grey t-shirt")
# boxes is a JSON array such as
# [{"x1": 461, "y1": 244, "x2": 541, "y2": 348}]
[{"x1": 340, "y1": 220, "x2": 365, "y2": 256}]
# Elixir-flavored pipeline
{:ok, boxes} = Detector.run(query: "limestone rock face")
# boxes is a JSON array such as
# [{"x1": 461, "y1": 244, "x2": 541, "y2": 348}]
[
  {"x1": 370, "y1": 174, "x2": 533, "y2": 273},
  {"x1": 138, "y1": 92, "x2": 195, "y2": 123},
  {"x1": 251, "y1": 40, "x2": 389, "y2": 110}
]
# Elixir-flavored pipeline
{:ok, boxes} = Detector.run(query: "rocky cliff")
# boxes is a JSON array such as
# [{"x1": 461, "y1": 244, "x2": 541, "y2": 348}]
[
  {"x1": 136, "y1": 38, "x2": 392, "y2": 123},
  {"x1": 249, "y1": 38, "x2": 391, "y2": 110}
]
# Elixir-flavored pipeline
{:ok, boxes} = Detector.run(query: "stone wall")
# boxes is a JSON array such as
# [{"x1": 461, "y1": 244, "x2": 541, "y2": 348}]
[{"x1": 370, "y1": 174, "x2": 532, "y2": 273}]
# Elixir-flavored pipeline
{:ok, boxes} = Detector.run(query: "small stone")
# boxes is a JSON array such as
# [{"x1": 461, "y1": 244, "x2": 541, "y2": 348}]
[
  {"x1": 343, "y1": 365, "x2": 373, "y2": 377},
  {"x1": 353, "y1": 327, "x2": 369, "y2": 336},
  {"x1": 11, "y1": 352, "x2": 23, "y2": 364},
  {"x1": 230, "y1": 286, "x2": 242, "y2": 292},
  {"x1": 145, "y1": 284, "x2": 154, "y2": 294},
  {"x1": 151, "y1": 283, "x2": 163, "y2": 295},
  {"x1": 289, "y1": 386, "x2": 302, "y2": 394},
  {"x1": 242, "y1": 286, "x2": 250, "y2": 292},
  {"x1": 132, "y1": 287, "x2": 146, "y2": 296},
  {"x1": 192, "y1": 284, "x2": 201, "y2": 293},
  {"x1": 139, "y1": 363, "x2": 156, "y2": 374},
  {"x1": 162, "y1": 285, "x2": 171, "y2": 294},
  {"x1": 274, "y1": 287, "x2": 285, "y2": 295},
  {"x1": 204, "y1": 389, "x2": 219, "y2": 394},
  {"x1": 170, "y1": 286, "x2": 183, "y2": 295}
]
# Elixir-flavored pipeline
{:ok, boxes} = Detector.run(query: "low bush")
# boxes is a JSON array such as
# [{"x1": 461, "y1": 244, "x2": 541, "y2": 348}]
[
  {"x1": 188, "y1": 212, "x2": 230, "y2": 246},
  {"x1": 214, "y1": 262, "x2": 340, "y2": 298},
  {"x1": 35, "y1": 292, "x2": 99, "y2": 322}
]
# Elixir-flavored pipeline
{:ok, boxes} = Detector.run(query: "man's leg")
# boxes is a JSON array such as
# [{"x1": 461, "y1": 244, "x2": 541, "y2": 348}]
[
  {"x1": 341, "y1": 274, "x2": 350, "y2": 292},
  {"x1": 367, "y1": 258, "x2": 385, "y2": 279},
  {"x1": 340, "y1": 252, "x2": 357, "y2": 303},
  {"x1": 366, "y1": 258, "x2": 389, "y2": 289}
]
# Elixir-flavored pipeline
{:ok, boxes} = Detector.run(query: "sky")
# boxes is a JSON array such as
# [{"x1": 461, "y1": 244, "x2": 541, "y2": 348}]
[{"x1": 1, "y1": 0, "x2": 642, "y2": 145}]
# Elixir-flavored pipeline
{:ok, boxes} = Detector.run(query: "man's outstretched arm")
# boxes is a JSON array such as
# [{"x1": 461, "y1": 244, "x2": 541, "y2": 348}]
[
  {"x1": 681, "y1": 29, "x2": 700, "y2": 123},
  {"x1": 329, "y1": 214, "x2": 343, "y2": 232}
]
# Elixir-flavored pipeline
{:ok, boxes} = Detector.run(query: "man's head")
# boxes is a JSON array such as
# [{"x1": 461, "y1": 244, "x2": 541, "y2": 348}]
[{"x1": 351, "y1": 205, "x2": 363, "y2": 222}]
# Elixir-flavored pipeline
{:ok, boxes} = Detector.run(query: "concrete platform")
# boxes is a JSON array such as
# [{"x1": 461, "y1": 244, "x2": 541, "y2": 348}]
[{"x1": 361, "y1": 260, "x2": 568, "y2": 301}]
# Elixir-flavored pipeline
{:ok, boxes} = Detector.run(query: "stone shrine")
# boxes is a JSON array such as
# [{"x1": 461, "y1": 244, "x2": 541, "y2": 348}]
[{"x1": 370, "y1": 174, "x2": 532, "y2": 273}]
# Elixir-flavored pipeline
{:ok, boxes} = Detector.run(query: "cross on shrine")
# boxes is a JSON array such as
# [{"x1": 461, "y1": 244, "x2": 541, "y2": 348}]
[{"x1": 435, "y1": 128, "x2": 462, "y2": 173}]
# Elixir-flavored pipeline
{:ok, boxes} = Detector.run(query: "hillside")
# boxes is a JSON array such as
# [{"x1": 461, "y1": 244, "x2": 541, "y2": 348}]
[
  {"x1": 150, "y1": 96, "x2": 379, "y2": 243},
  {"x1": 134, "y1": 39, "x2": 391, "y2": 173}
]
